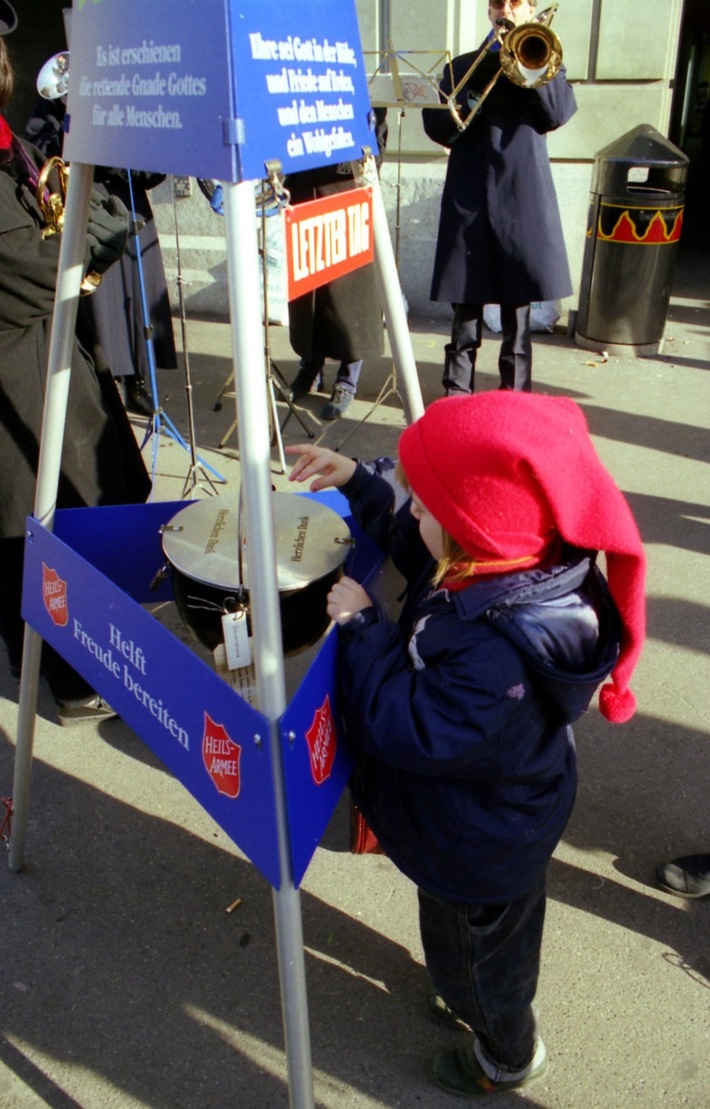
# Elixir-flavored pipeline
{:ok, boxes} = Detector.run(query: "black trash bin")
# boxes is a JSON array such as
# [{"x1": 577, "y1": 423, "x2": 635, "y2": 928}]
[{"x1": 575, "y1": 124, "x2": 688, "y2": 357}]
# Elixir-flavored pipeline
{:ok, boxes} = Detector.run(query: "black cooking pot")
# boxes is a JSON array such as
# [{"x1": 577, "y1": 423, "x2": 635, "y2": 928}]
[{"x1": 160, "y1": 494, "x2": 353, "y2": 656}]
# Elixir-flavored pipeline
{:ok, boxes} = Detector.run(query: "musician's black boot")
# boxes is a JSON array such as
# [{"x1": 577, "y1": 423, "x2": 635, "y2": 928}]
[
  {"x1": 124, "y1": 373, "x2": 154, "y2": 417},
  {"x1": 289, "y1": 360, "x2": 323, "y2": 401}
]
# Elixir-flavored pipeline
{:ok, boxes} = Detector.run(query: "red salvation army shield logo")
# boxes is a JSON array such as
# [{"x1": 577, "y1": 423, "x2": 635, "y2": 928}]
[
  {"x1": 304, "y1": 694, "x2": 338, "y2": 785},
  {"x1": 42, "y1": 562, "x2": 68, "y2": 627},
  {"x1": 202, "y1": 713, "x2": 242, "y2": 799}
]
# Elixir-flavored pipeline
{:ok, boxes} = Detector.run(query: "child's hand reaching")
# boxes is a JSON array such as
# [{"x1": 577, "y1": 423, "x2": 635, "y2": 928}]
[
  {"x1": 326, "y1": 575, "x2": 372, "y2": 626},
  {"x1": 286, "y1": 444, "x2": 357, "y2": 492}
]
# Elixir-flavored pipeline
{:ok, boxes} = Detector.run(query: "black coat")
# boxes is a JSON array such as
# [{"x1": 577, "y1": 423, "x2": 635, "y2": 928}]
[
  {"x1": 422, "y1": 42, "x2": 577, "y2": 305},
  {"x1": 286, "y1": 111, "x2": 387, "y2": 366},
  {"x1": 0, "y1": 139, "x2": 150, "y2": 541},
  {"x1": 80, "y1": 167, "x2": 178, "y2": 378},
  {"x1": 24, "y1": 101, "x2": 177, "y2": 377}
]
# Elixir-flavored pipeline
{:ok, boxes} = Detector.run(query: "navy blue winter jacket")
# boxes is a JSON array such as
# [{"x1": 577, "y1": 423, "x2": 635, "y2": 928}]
[{"x1": 338, "y1": 459, "x2": 621, "y2": 905}]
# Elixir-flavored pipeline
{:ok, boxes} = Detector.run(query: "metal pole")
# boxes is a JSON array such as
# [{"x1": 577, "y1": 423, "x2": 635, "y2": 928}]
[
  {"x1": 9, "y1": 161, "x2": 94, "y2": 872},
  {"x1": 222, "y1": 180, "x2": 314, "y2": 1109},
  {"x1": 380, "y1": 0, "x2": 391, "y2": 58},
  {"x1": 365, "y1": 162, "x2": 424, "y2": 424}
]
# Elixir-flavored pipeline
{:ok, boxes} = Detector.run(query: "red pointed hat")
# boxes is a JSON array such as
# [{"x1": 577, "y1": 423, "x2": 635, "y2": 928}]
[{"x1": 398, "y1": 393, "x2": 646, "y2": 723}]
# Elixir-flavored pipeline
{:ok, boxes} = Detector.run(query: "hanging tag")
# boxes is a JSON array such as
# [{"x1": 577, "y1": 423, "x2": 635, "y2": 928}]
[
  {"x1": 213, "y1": 643, "x2": 258, "y2": 706},
  {"x1": 221, "y1": 609, "x2": 251, "y2": 670}
]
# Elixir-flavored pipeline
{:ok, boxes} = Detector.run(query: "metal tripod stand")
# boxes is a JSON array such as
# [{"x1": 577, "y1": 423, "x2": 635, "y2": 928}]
[
  {"x1": 135, "y1": 174, "x2": 226, "y2": 495},
  {"x1": 214, "y1": 182, "x2": 314, "y2": 471},
  {"x1": 335, "y1": 106, "x2": 407, "y2": 453}
]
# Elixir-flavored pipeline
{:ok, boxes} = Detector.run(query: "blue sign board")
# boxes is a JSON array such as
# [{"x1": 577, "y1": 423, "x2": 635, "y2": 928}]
[
  {"x1": 64, "y1": 0, "x2": 375, "y2": 181},
  {"x1": 21, "y1": 495, "x2": 382, "y2": 888}
]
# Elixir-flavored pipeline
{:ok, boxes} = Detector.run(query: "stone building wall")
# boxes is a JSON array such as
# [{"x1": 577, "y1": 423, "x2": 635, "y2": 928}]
[
  {"x1": 7, "y1": 1, "x2": 686, "y2": 324},
  {"x1": 152, "y1": 0, "x2": 686, "y2": 323}
]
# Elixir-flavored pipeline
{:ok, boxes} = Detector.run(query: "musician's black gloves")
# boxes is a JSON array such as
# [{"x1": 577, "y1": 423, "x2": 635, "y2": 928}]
[{"x1": 85, "y1": 191, "x2": 130, "y2": 274}]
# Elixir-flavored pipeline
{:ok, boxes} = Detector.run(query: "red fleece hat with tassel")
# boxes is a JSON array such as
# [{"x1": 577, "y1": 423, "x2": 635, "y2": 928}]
[{"x1": 398, "y1": 392, "x2": 646, "y2": 723}]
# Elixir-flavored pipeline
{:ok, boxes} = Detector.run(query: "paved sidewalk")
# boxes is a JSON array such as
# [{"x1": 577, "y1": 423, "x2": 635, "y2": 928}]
[{"x1": 1, "y1": 244, "x2": 708, "y2": 1108}]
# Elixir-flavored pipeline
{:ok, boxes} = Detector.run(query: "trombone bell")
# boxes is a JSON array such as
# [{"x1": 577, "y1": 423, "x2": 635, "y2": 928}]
[
  {"x1": 37, "y1": 51, "x2": 70, "y2": 100},
  {"x1": 500, "y1": 22, "x2": 562, "y2": 89},
  {"x1": 446, "y1": 2, "x2": 562, "y2": 132}
]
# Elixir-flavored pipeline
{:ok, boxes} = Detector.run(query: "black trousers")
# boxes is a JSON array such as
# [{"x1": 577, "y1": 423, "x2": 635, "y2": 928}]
[{"x1": 443, "y1": 303, "x2": 532, "y2": 393}]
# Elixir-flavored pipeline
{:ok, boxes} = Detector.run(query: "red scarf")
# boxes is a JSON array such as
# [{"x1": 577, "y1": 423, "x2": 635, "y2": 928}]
[{"x1": 0, "y1": 115, "x2": 12, "y2": 150}]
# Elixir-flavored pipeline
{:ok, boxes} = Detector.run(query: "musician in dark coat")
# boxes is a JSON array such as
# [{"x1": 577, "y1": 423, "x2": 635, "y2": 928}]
[
  {"x1": 0, "y1": 27, "x2": 151, "y2": 722},
  {"x1": 24, "y1": 98, "x2": 178, "y2": 417},
  {"x1": 287, "y1": 109, "x2": 387, "y2": 420},
  {"x1": 422, "y1": 0, "x2": 576, "y2": 394},
  {"x1": 79, "y1": 165, "x2": 178, "y2": 414}
]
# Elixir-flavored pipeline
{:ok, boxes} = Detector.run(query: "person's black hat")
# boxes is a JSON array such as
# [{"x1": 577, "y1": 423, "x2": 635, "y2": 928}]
[{"x1": 0, "y1": 1, "x2": 17, "y2": 36}]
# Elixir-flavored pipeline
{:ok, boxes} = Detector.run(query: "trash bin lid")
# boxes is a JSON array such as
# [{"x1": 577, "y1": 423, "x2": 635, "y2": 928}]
[{"x1": 591, "y1": 124, "x2": 688, "y2": 196}]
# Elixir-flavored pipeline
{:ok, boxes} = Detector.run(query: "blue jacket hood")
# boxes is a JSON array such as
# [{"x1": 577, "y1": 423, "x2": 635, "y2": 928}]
[{"x1": 452, "y1": 556, "x2": 621, "y2": 727}]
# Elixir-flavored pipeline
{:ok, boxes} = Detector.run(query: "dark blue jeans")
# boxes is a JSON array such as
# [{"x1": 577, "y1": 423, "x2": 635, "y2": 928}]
[{"x1": 418, "y1": 877, "x2": 546, "y2": 1072}]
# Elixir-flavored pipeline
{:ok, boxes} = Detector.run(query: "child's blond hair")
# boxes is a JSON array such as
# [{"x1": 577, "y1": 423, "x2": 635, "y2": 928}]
[{"x1": 396, "y1": 461, "x2": 478, "y2": 587}]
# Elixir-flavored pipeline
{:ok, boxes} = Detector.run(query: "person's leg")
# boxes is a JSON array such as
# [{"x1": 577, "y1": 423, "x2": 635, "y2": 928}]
[
  {"x1": 322, "y1": 360, "x2": 362, "y2": 420},
  {"x1": 334, "y1": 360, "x2": 362, "y2": 392},
  {"x1": 443, "y1": 303, "x2": 483, "y2": 395},
  {"x1": 1, "y1": 536, "x2": 115, "y2": 723},
  {"x1": 499, "y1": 303, "x2": 532, "y2": 391},
  {"x1": 290, "y1": 359, "x2": 324, "y2": 401},
  {"x1": 0, "y1": 536, "x2": 26, "y2": 677},
  {"x1": 419, "y1": 877, "x2": 547, "y2": 1091},
  {"x1": 122, "y1": 372, "x2": 154, "y2": 416}
]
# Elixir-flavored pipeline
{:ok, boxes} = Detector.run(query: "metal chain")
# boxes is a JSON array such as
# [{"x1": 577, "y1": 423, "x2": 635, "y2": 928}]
[{"x1": 263, "y1": 159, "x2": 291, "y2": 210}]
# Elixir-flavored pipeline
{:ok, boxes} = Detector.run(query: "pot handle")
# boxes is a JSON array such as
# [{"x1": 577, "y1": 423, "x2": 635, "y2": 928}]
[{"x1": 149, "y1": 560, "x2": 171, "y2": 591}]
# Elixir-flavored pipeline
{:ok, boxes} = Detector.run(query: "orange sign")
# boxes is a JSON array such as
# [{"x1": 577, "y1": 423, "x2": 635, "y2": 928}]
[{"x1": 285, "y1": 186, "x2": 374, "y2": 300}]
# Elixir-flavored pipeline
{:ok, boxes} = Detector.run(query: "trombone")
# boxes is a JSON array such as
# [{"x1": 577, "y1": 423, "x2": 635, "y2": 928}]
[{"x1": 447, "y1": 3, "x2": 562, "y2": 132}]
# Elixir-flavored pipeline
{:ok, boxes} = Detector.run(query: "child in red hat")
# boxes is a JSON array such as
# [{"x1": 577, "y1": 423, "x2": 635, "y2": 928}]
[{"x1": 287, "y1": 391, "x2": 645, "y2": 1097}]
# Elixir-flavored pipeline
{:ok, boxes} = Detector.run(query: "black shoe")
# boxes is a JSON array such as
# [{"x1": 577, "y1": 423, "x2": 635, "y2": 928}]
[
  {"x1": 656, "y1": 853, "x2": 710, "y2": 898},
  {"x1": 289, "y1": 367, "x2": 319, "y2": 401},
  {"x1": 55, "y1": 694, "x2": 118, "y2": 727},
  {"x1": 322, "y1": 384, "x2": 354, "y2": 420},
  {"x1": 124, "y1": 374, "x2": 154, "y2": 417}
]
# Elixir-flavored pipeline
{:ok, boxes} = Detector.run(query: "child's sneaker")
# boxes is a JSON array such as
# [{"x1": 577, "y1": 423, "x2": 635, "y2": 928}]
[{"x1": 430, "y1": 1038, "x2": 547, "y2": 1096}]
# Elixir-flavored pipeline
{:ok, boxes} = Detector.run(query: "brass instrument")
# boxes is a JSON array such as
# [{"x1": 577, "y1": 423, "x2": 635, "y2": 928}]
[
  {"x1": 35, "y1": 54, "x2": 102, "y2": 294},
  {"x1": 36, "y1": 51, "x2": 70, "y2": 101},
  {"x1": 36, "y1": 156, "x2": 68, "y2": 237},
  {"x1": 36, "y1": 156, "x2": 102, "y2": 294},
  {"x1": 447, "y1": 3, "x2": 562, "y2": 132}
]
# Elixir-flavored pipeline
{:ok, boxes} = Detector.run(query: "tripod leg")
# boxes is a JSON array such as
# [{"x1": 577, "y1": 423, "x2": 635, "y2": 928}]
[
  {"x1": 267, "y1": 377, "x2": 287, "y2": 473},
  {"x1": 334, "y1": 366, "x2": 402, "y2": 452},
  {"x1": 213, "y1": 370, "x2": 234, "y2": 412},
  {"x1": 219, "y1": 417, "x2": 238, "y2": 450},
  {"x1": 270, "y1": 362, "x2": 315, "y2": 439}
]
